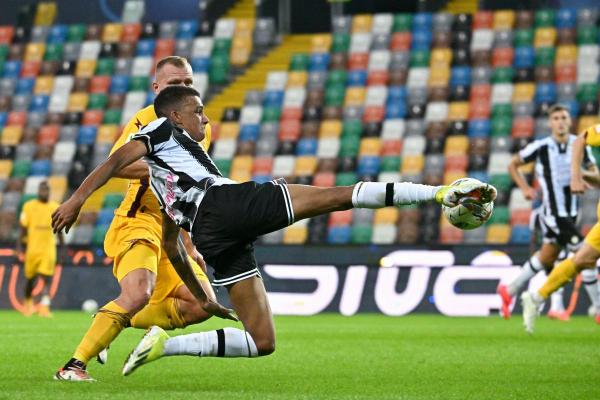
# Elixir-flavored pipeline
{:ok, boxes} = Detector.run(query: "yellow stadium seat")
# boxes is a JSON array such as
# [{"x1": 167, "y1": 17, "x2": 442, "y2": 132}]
[
  {"x1": 374, "y1": 207, "x2": 399, "y2": 224},
  {"x1": 319, "y1": 119, "x2": 342, "y2": 138},
  {"x1": 48, "y1": 175, "x2": 67, "y2": 202},
  {"x1": 352, "y1": 14, "x2": 372, "y2": 33},
  {"x1": 512, "y1": 83, "x2": 535, "y2": 102},
  {"x1": 1, "y1": 126, "x2": 22, "y2": 145},
  {"x1": 430, "y1": 48, "x2": 452, "y2": 67},
  {"x1": 443, "y1": 171, "x2": 466, "y2": 185},
  {"x1": 311, "y1": 34, "x2": 332, "y2": 53},
  {"x1": 401, "y1": 154, "x2": 424, "y2": 174},
  {"x1": 229, "y1": 169, "x2": 252, "y2": 183},
  {"x1": 34, "y1": 2, "x2": 57, "y2": 26},
  {"x1": 75, "y1": 60, "x2": 97, "y2": 78},
  {"x1": 294, "y1": 156, "x2": 317, "y2": 176},
  {"x1": 286, "y1": 71, "x2": 308, "y2": 88},
  {"x1": 344, "y1": 87, "x2": 365, "y2": 106},
  {"x1": 0, "y1": 160, "x2": 12, "y2": 177},
  {"x1": 283, "y1": 224, "x2": 308, "y2": 244},
  {"x1": 231, "y1": 155, "x2": 253, "y2": 174},
  {"x1": 555, "y1": 45, "x2": 577, "y2": 64},
  {"x1": 444, "y1": 135, "x2": 469, "y2": 155},
  {"x1": 102, "y1": 23, "x2": 123, "y2": 43},
  {"x1": 359, "y1": 138, "x2": 381, "y2": 156},
  {"x1": 24, "y1": 43, "x2": 45, "y2": 62},
  {"x1": 235, "y1": 18, "x2": 255, "y2": 33},
  {"x1": 34, "y1": 75, "x2": 54, "y2": 94},
  {"x1": 68, "y1": 92, "x2": 89, "y2": 112},
  {"x1": 97, "y1": 124, "x2": 119, "y2": 144},
  {"x1": 493, "y1": 10, "x2": 515, "y2": 29},
  {"x1": 578, "y1": 117, "x2": 600, "y2": 133},
  {"x1": 534, "y1": 27, "x2": 556, "y2": 48},
  {"x1": 428, "y1": 67, "x2": 450, "y2": 87},
  {"x1": 448, "y1": 102, "x2": 470, "y2": 120},
  {"x1": 486, "y1": 224, "x2": 511, "y2": 244},
  {"x1": 219, "y1": 122, "x2": 240, "y2": 139},
  {"x1": 231, "y1": 47, "x2": 251, "y2": 67}
]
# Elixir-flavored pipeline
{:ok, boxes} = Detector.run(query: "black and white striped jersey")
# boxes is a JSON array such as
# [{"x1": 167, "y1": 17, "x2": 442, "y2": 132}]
[
  {"x1": 131, "y1": 117, "x2": 235, "y2": 231},
  {"x1": 519, "y1": 135, "x2": 595, "y2": 218}
]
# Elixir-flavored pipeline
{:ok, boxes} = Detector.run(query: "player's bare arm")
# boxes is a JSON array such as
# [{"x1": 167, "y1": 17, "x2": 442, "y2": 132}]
[
  {"x1": 114, "y1": 160, "x2": 150, "y2": 180},
  {"x1": 179, "y1": 230, "x2": 207, "y2": 273},
  {"x1": 52, "y1": 140, "x2": 149, "y2": 234},
  {"x1": 508, "y1": 154, "x2": 536, "y2": 200},
  {"x1": 161, "y1": 213, "x2": 237, "y2": 321},
  {"x1": 571, "y1": 132, "x2": 587, "y2": 193}
]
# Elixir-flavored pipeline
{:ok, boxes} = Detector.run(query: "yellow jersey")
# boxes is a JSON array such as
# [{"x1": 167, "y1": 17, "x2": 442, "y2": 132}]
[
  {"x1": 584, "y1": 124, "x2": 600, "y2": 166},
  {"x1": 111, "y1": 104, "x2": 211, "y2": 219},
  {"x1": 20, "y1": 199, "x2": 59, "y2": 255}
]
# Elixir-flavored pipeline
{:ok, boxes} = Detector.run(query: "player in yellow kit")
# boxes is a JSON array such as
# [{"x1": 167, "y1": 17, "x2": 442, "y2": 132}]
[
  {"x1": 521, "y1": 123, "x2": 600, "y2": 333},
  {"x1": 55, "y1": 56, "x2": 217, "y2": 381},
  {"x1": 17, "y1": 181, "x2": 63, "y2": 317}
]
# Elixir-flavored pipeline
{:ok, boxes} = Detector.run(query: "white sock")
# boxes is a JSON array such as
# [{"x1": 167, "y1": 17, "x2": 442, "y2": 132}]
[
  {"x1": 532, "y1": 291, "x2": 545, "y2": 304},
  {"x1": 40, "y1": 295, "x2": 51, "y2": 306},
  {"x1": 508, "y1": 256, "x2": 544, "y2": 296},
  {"x1": 581, "y1": 268, "x2": 600, "y2": 313},
  {"x1": 351, "y1": 182, "x2": 439, "y2": 208},
  {"x1": 550, "y1": 287, "x2": 565, "y2": 312},
  {"x1": 163, "y1": 328, "x2": 259, "y2": 358}
]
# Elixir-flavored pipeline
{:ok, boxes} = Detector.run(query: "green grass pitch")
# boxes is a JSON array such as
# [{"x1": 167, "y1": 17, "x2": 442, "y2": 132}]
[{"x1": 1, "y1": 310, "x2": 599, "y2": 400}]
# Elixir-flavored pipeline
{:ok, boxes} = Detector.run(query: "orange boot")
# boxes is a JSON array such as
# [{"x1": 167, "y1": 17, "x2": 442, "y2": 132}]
[{"x1": 23, "y1": 298, "x2": 35, "y2": 317}]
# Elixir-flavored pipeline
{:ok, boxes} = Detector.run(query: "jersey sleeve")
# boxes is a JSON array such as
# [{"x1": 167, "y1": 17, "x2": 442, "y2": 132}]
[
  {"x1": 131, "y1": 118, "x2": 172, "y2": 155},
  {"x1": 584, "y1": 124, "x2": 600, "y2": 147},
  {"x1": 518, "y1": 140, "x2": 541, "y2": 163}
]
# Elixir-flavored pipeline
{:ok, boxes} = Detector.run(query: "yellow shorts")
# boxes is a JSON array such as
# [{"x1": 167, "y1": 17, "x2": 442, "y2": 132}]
[
  {"x1": 585, "y1": 222, "x2": 600, "y2": 252},
  {"x1": 24, "y1": 251, "x2": 56, "y2": 279},
  {"x1": 105, "y1": 214, "x2": 209, "y2": 304}
]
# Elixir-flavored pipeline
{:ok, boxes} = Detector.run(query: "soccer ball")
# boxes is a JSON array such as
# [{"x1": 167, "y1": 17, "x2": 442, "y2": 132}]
[
  {"x1": 442, "y1": 178, "x2": 494, "y2": 230},
  {"x1": 81, "y1": 299, "x2": 98, "y2": 314}
]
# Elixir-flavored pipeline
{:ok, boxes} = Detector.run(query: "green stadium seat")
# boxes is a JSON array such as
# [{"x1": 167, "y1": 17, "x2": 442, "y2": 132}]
[
  {"x1": 67, "y1": 24, "x2": 87, "y2": 42},
  {"x1": 534, "y1": 9, "x2": 555, "y2": 27},
  {"x1": 331, "y1": 34, "x2": 350, "y2": 53},
  {"x1": 410, "y1": 50, "x2": 430, "y2": 67},
  {"x1": 325, "y1": 83, "x2": 345, "y2": 106},
  {"x1": 93, "y1": 225, "x2": 109, "y2": 246},
  {"x1": 489, "y1": 174, "x2": 512, "y2": 192},
  {"x1": 12, "y1": 160, "x2": 31, "y2": 178},
  {"x1": 491, "y1": 116, "x2": 512, "y2": 136},
  {"x1": 95, "y1": 58, "x2": 115, "y2": 76},
  {"x1": 492, "y1": 67, "x2": 514, "y2": 83},
  {"x1": 103, "y1": 109, "x2": 122, "y2": 124},
  {"x1": 88, "y1": 93, "x2": 108, "y2": 110},
  {"x1": 513, "y1": 29, "x2": 533, "y2": 46},
  {"x1": 393, "y1": 13, "x2": 412, "y2": 32},
  {"x1": 577, "y1": 83, "x2": 598, "y2": 102},
  {"x1": 44, "y1": 43, "x2": 62, "y2": 61},
  {"x1": 342, "y1": 120, "x2": 362, "y2": 137},
  {"x1": 214, "y1": 159, "x2": 231, "y2": 177},
  {"x1": 336, "y1": 172, "x2": 358, "y2": 186},
  {"x1": 129, "y1": 76, "x2": 149, "y2": 91},
  {"x1": 339, "y1": 135, "x2": 360, "y2": 157},
  {"x1": 261, "y1": 106, "x2": 281, "y2": 122},
  {"x1": 577, "y1": 26, "x2": 598, "y2": 45},
  {"x1": 492, "y1": 104, "x2": 513, "y2": 118},
  {"x1": 212, "y1": 38, "x2": 231, "y2": 55},
  {"x1": 327, "y1": 69, "x2": 347, "y2": 85},
  {"x1": 381, "y1": 156, "x2": 401, "y2": 172},
  {"x1": 534, "y1": 47, "x2": 555, "y2": 66},
  {"x1": 290, "y1": 53, "x2": 309, "y2": 71},
  {"x1": 351, "y1": 224, "x2": 373, "y2": 244},
  {"x1": 488, "y1": 206, "x2": 509, "y2": 224}
]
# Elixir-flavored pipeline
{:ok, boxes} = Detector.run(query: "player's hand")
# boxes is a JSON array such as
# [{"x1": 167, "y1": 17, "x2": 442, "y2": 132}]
[
  {"x1": 190, "y1": 249, "x2": 207, "y2": 274},
  {"x1": 202, "y1": 299, "x2": 238, "y2": 321},
  {"x1": 522, "y1": 187, "x2": 537, "y2": 201},
  {"x1": 571, "y1": 176, "x2": 586, "y2": 194},
  {"x1": 51, "y1": 197, "x2": 83, "y2": 234}
]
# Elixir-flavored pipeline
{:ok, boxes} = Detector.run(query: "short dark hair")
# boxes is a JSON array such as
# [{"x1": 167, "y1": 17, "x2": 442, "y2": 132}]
[
  {"x1": 548, "y1": 104, "x2": 570, "y2": 116},
  {"x1": 154, "y1": 85, "x2": 201, "y2": 118}
]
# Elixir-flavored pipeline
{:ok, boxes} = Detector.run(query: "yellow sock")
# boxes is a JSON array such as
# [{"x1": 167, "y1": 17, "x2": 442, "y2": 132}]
[
  {"x1": 130, "y1": 298, "x2": 186, "y2": 330},
  {"x1": 72, "y1": 301, "x2": 131, "y2": 364},
  {"x1": 538, "y1": 258, "x2": 581, "y2": 300}
]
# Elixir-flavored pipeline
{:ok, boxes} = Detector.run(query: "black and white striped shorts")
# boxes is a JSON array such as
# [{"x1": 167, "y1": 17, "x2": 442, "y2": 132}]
[{"x1": 192, "y1": 178, "x2": 294, "y2": 286}]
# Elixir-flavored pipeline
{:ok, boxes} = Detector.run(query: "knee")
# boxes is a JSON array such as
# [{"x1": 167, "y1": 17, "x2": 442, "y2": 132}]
[
  {"x1": 572, "y1": 253, "x2": 596, "y2": 270},
  {"x1": 119, "y1": 290, "x2": 152, "y2": 314},
  {"x1": 255, "y1": 338, "x2": 276, "y2": 356}
]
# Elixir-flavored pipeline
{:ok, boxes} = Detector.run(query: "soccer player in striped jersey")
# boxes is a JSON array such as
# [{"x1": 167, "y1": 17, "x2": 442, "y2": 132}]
[
  {"x1": 54, "y1": 57, "x2": 221, "y2": 382},
  {"x1": 497, "y1": 104, "x2": 600, "y2": 320},
  {"x1": 51, "y1": 86, "x2": 496, "y2": 371},
  {"x1": 521, "y1": 122, "x2": 600, "y2": 333}
]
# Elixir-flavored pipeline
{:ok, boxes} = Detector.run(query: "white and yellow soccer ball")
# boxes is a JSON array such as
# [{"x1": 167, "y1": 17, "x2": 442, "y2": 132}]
[{"x1": 442, "y1": 178, "x2": 494, "y2": 230}]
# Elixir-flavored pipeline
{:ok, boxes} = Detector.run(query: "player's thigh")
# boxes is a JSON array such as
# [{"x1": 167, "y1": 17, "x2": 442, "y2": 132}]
[
  {"x1": 153, "y1": 251, "x2": 215, "y2": 304},
  {"x1": 24, "y1": 254, "x2": 41, "y2": 280},
  {"x1": 115, "y1": 241, "x2": 160, "y2": 306},
  {"x1": 538, "y1": 242, "x2": 560, "y2": 267},
  {"x1": 573, "y1": 242, "x2": 600, "y2": 269},
  {"x1": 227, "y1": 276, "x2": 275, "y2": 352}
]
